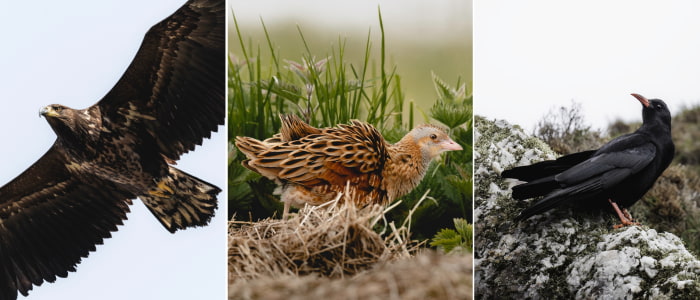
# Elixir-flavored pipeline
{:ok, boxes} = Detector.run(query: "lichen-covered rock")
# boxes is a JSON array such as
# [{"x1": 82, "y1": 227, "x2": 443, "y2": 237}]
[{"x1": 474, "y1": 116, "x2": 700, "y2": 299}]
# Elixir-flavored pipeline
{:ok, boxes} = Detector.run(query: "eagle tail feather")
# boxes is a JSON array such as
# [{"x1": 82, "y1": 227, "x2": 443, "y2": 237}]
[{"x1": 140, "y1": 167, "x2": 220, "y2": 233}]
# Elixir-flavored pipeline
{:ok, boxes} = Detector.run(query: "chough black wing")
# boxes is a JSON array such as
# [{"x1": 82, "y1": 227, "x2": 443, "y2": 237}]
[{"x1": 514, "y1": 134, "x2": 656, "y2": 221}]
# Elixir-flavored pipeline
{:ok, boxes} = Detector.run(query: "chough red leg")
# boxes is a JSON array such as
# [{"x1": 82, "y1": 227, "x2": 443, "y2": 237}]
[{"x1": 608, "y1": 199, "x2": 639, "y2": 229}]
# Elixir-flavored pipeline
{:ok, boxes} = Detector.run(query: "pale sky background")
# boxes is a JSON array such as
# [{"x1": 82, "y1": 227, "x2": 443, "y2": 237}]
[
  {"x1": 475, "y1": 0, "x2": 700, "y2": 133},
  {"x1": 0, "y1": 1, "x2": 226, "y2": 299}
]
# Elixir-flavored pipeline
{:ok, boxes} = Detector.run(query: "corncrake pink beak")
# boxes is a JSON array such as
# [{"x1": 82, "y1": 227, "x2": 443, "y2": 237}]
[{"x1": 440, "y1": 138, "x2": 463, "y2": 151}]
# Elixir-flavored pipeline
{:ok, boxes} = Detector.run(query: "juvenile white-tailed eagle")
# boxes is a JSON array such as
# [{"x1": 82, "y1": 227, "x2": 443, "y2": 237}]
[{"x1": 0, "y1": 0, "x2": 224, "y2": 298}]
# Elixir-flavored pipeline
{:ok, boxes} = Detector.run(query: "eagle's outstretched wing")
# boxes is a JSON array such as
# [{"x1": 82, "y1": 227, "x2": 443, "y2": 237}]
[
  {"x1": 94, "y1": 0, "x2": 225, "y2": 161},
  {"x1": 0, "y1": 145, "x2": 134, "y2": 298}
]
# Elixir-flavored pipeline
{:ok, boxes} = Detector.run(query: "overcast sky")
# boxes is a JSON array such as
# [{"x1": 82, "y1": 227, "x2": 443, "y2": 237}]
[
  {"x1": 475, "y1": 0, "x2": 700, "y2": 133},
  {"x1": 0, "y1": 1, "x2": 226, "y2": 299}
]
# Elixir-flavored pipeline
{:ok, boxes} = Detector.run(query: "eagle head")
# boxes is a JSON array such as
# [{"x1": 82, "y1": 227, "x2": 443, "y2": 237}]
[
  {"x1": 40, "y1": 104, "x2": 97, "y2": 145},
  {"x1": 40, "y1": 104, "x2": 76, "y2": 131},
  {"x1": 40, "y1": 104, "x2": 71, "y2": 119}
]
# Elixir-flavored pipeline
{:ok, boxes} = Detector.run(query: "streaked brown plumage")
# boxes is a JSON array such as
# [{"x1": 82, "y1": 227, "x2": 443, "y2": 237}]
[
  {"x1": 0, "y1": 1, "x2": 223, "y2": 298},
  {"x1": 235, "y1": 114, "x2": 463, "y2": 217}
]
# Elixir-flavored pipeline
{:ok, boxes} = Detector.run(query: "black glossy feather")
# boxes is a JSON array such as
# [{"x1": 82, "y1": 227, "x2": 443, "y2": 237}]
[{"x1": 502, "y1": 149, "x2": 596, "y2": 181}]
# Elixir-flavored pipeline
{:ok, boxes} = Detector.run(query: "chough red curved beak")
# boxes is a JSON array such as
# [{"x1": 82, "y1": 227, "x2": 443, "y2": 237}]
[{"x1": 631, "y1": 93, "x2": 650, "y2": 108}]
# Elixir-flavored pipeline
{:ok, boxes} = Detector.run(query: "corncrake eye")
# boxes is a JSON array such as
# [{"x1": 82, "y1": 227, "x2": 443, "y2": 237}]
[{"x1": 430, "y1": 134, "x2": 437, "y2": 140}]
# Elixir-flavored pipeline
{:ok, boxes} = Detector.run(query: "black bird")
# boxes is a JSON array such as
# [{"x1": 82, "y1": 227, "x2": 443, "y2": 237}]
[{"x1": 502, "y1": 93, "x2": 674, "y2": 227}]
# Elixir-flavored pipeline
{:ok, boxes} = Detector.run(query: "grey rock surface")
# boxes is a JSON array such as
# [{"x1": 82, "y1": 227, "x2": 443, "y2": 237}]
[{"x1": 474, "y1": 116, "x2": 700, "y2": 299}]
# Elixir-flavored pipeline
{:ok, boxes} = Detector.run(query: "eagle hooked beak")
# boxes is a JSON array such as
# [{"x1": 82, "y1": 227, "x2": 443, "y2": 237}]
[{"x1": 39, "y1": 106, "x2": 59, "y2": 118}]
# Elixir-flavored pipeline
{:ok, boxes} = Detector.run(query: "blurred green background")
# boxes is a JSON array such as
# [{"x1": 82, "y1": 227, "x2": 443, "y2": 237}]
[{"x1": 229, "y1": 0, "x2": 472, "y2": 120}]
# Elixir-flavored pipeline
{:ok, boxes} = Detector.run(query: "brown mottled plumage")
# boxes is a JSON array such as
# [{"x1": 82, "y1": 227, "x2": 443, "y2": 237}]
[
  {"x1": 0, "y1": 1, "x2": 224, "y2": 298},
  {"x1": 235, "y1": 114, "x2": 463, "y2": 217}
]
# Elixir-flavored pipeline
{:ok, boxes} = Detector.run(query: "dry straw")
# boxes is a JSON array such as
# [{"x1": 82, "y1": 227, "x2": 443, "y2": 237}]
[
  {"x1": 228, "y1": 190, "x2": 418, "y2": 281},
  {"x1": 228, "y1": 189, "x2": 472, "y2": 299}
]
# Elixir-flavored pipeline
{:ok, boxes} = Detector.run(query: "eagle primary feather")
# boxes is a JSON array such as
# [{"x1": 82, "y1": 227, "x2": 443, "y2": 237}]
[
  {"x1": 0, "y1": 0, "x2": 224, "y2": 298},
  {"x1": 235, "y1": 115, "x2": 463, "y2": 217}
]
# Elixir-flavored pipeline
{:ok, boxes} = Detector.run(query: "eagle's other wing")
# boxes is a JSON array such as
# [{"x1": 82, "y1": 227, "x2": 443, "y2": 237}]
[
  {"x1": 94, "y1": 0, "x2": 225, "y2": 161},
  {"x1": 0, "y1": 145, "x2": 134, "y2": 299}
]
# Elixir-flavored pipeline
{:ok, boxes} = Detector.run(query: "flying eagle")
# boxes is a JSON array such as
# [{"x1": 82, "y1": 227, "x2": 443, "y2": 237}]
[{"x1": 0, "y1": 0, "x2": 224, "y2": 298}]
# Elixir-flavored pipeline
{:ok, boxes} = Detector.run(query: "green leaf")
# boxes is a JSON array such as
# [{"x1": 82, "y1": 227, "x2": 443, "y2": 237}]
[
  {"x1": 430, "y1": 228, "x2": 462, "y2": 252},
  {"x1": 430, "y1": 218, "x2": 472, "y2": 253}
]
